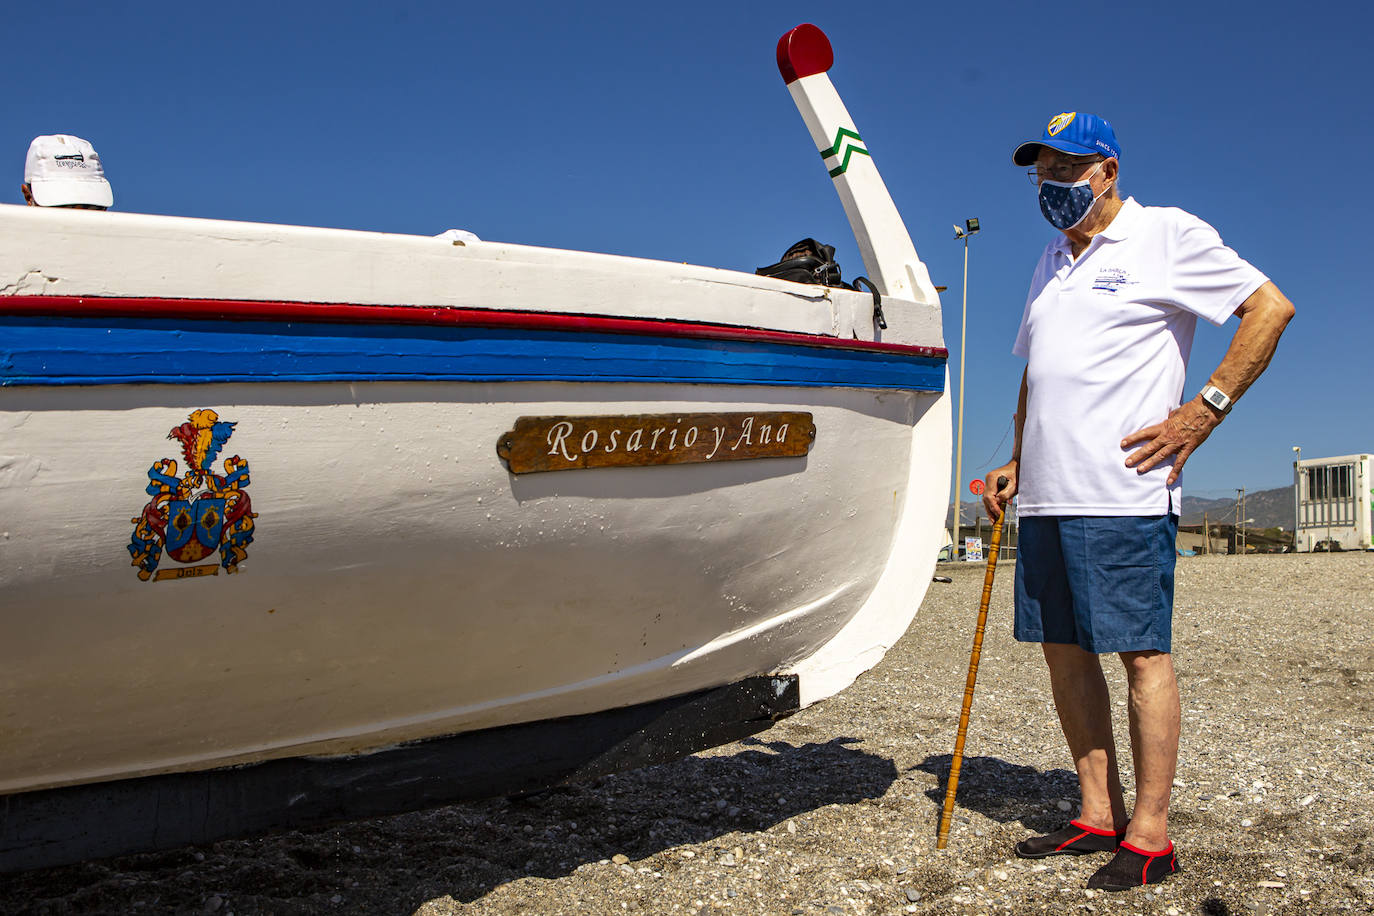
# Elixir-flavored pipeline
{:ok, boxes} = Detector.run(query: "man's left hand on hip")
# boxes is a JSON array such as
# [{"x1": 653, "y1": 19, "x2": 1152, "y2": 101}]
[{"x1": 1120, "y1": 399, "x2": 1222, "y2": 486}]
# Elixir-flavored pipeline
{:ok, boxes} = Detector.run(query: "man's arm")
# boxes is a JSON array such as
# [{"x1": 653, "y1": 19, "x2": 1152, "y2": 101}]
[
  {"x1": 1122, "y1": 280, "x2": 1295, "y2": 485},
  {"x1": 982, "y1": 368, "x2": 1028, "y2": 520}
]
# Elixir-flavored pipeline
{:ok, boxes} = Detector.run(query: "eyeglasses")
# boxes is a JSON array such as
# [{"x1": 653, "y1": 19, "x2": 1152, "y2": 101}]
[{"x1": 1026, "y1": 158, "x2": 1104, "y2": 185}]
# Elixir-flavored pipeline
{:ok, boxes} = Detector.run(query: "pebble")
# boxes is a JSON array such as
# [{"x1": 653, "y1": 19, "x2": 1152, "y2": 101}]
[
  {"x1": 202, "y1": 897, "x2": 223, "y2": 914},
  {"x1": 4, "y1": 555, "x2": 1371, "y2": 916}
]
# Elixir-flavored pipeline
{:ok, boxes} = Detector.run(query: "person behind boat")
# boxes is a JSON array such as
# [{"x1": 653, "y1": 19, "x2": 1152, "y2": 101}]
[
  {"x1": 981, "y1": 112, "x2": 1293, "y2": 892},
  {"x1": 21, "y1": 134, "x2": 113, "y2": 210}
]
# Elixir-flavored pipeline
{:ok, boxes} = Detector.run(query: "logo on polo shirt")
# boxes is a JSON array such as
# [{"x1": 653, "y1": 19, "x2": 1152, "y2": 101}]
[
  {"x1": 1092, "y1": 267, "x2": 1137, "y2": 294},
  {"x1": 1047, "y1": 112, "x2": 1076, "y2": 136}
]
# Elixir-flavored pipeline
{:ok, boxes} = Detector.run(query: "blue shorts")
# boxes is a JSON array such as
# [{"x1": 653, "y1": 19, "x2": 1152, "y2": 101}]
[{"x1": 1013, "y1": 514, "x2": 1179, "y2": 654}]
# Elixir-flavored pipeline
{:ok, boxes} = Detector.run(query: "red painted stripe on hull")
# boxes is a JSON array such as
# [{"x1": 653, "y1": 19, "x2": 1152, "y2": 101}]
[{"x1": 0, "y1": 296, "x2": 947, "y2": 360}]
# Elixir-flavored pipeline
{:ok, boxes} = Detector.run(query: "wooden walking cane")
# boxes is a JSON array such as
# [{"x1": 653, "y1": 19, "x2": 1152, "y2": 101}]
[{"x1": 936, "y1": 478, "x2": 1009, "y2": 849}]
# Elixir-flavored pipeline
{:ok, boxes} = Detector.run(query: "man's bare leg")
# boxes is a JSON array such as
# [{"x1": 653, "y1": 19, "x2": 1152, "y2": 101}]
[
  {"x1": 1041, "y1": 643, "x2": 1129, "y2": 832},
  {"x1": 1118, "y1": 649, "x2": 1180, "y2": 851}
]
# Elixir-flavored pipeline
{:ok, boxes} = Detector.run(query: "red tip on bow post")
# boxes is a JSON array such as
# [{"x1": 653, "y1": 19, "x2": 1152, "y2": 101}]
[{"x1": 776, "y1": 24, "x2": 833, "y2": 84}]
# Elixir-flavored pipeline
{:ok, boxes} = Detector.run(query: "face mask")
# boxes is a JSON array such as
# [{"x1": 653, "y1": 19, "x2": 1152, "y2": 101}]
[{"x1": 1038, "y1": 162, "x2": 1111, "y2": 230}]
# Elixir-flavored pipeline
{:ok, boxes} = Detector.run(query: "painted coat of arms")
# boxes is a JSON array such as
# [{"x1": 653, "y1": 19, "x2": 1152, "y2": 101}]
[{"x1": 128, "y1": 409, "x2": 256, "y2": 581}]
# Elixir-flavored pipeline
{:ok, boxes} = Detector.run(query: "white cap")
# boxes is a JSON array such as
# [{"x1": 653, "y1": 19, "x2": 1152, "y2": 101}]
[
  {"x1": 23, "y1": 134, "x2": 113, "y2": 208},
  {"x1": 434, "y1": 228, "x2": 481, "y2": 243}
]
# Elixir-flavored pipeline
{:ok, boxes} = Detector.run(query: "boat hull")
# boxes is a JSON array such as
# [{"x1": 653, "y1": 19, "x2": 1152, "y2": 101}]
[
  {"x1": 1, "y1": 377, "x2": 945, "y2": 795},
  {"x1": 0, "y1": 201, "x2": 950, "y2": 871},
  {"x1": 0, "y1": 675, "x2": 800, "y2": 873}
]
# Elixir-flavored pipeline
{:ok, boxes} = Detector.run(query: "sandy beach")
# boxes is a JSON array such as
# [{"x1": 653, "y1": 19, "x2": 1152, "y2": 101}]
[{"x1": 3, "y1": 553, "x2": 1372, "y2": 915}]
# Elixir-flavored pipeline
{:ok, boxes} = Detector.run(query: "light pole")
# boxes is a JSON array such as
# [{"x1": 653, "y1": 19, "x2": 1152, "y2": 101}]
[
  {"x1": 951, "y1": 218, "x2": 980, "y2": 559},
  {"x1": 1292, "y1": 445, "x2": 1302, "y2": 552},
  {"x1": 1235, "y1": 488, "x2": 1246, "y2": 555}
]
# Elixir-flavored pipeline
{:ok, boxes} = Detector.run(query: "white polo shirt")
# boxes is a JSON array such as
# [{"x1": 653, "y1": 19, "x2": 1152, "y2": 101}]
[{"x1": 1012, "y1": 197, "x2": 1267, "y2": 517}]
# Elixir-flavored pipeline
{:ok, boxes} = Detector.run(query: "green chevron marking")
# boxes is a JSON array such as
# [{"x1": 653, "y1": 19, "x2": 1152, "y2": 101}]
[
  {"x1": 827, "y1": 145, "x2": 870, "y2": 177},
  {"x1": 820, "y1": 127, "x2": 869, "y2": 177},
  {"x1": 820, "y1": 127, "x2": 864, "y2": 159}
]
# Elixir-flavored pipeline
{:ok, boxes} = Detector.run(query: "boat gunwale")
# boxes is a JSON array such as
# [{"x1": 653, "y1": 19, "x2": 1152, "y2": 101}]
[{"x1": 0, "y1": 296, "x2": 948, "y2": 360}]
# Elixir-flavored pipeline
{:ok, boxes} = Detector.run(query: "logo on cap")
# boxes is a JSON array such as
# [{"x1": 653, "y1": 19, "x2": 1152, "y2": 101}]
[{"x1": 1046, "y1": 112, "x2": 1076, "y2": 137}]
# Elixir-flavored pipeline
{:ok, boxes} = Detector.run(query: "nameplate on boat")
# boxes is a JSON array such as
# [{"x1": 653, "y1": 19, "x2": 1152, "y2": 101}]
[{"x1": 498, "y1": 412, "x2": 815, "y2": 474}]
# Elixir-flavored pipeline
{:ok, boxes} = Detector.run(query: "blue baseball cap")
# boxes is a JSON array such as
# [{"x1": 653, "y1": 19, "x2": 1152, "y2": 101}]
[{"x1": 1012, "y1": 112, "x2": 1121, "y2": 166}]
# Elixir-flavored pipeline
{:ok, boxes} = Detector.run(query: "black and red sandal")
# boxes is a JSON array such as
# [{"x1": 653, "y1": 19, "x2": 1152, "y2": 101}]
[
  {"x1": 1014, "y1": 820, "x2": 1125, "y2": 859},
  {"x1": 1086, "y1": 840, "x2": 1179, "y2": 891}
]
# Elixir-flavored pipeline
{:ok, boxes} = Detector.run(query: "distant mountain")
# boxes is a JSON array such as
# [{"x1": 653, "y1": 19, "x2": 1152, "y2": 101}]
[
  {"x1": 945, "y1": 500, "x2": 1014, "y2": 529},
  {"x1": 943, "y1": 485, "x2": 1294, "y2": 530},
  {"x1": 1179, "y1": 486, "x2": 1292, "y2": 529}
]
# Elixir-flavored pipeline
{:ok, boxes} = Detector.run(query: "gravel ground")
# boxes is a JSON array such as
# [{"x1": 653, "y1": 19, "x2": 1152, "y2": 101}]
[{"x1": 3, "y1": 553, "x2": 1372, "y2": 915}]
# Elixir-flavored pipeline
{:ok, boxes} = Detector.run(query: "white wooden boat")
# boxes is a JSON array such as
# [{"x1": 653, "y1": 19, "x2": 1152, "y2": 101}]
[{"x1": 0, "y1": 24, "x2": 949, "y2": 870}]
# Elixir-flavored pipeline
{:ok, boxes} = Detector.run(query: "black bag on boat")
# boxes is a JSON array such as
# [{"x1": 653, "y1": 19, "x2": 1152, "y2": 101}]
[{"x1": 755, "y1": 238, "x2": 853, "y2": 289}]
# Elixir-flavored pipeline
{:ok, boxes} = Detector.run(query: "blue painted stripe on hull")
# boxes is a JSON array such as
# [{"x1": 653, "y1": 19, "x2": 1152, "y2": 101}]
[{"x1": 0, "y1": 318, "x2": 946, "y2": 391}]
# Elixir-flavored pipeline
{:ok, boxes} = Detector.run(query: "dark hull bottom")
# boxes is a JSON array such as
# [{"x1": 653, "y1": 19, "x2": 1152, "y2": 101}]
[{"x1": 1, "y1": 675, "x2": 800, "y2": 873}]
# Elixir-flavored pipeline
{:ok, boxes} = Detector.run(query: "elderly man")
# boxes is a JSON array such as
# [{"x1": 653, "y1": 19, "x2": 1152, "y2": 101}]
[
  {"x1": 21, "y1": 134, "x2": 113, "y2": 210},
  {"x1": 982, "y1": 112, "x2": 1293, "y2": 891}
]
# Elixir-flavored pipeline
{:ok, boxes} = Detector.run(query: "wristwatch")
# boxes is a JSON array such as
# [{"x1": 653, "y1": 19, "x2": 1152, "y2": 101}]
[{"x1": 1199, "y1": 384, "x2": 1233, "y2": 415}]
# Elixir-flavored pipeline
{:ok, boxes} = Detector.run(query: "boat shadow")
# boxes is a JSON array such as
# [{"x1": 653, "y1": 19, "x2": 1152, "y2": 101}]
[
  {"x1": 408, "y1": 734, "x2": 901, "y2": 907},
  {"x1": 0, "y1": 736, "x2": 898, "y2": 914},
  {"x1": 909, "y1": 753, "x2": 1080, "y2": 833}
]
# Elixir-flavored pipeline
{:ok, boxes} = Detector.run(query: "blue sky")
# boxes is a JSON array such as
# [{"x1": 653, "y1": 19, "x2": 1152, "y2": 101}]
[{"x1": 6, "y1": 1, "x2": 1369, "y2": 498}]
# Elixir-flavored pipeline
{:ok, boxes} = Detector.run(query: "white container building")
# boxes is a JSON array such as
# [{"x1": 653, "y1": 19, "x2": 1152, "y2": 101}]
[{"x1": 1294, "y1": 454, "x2": 1372, "y2": 551}]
